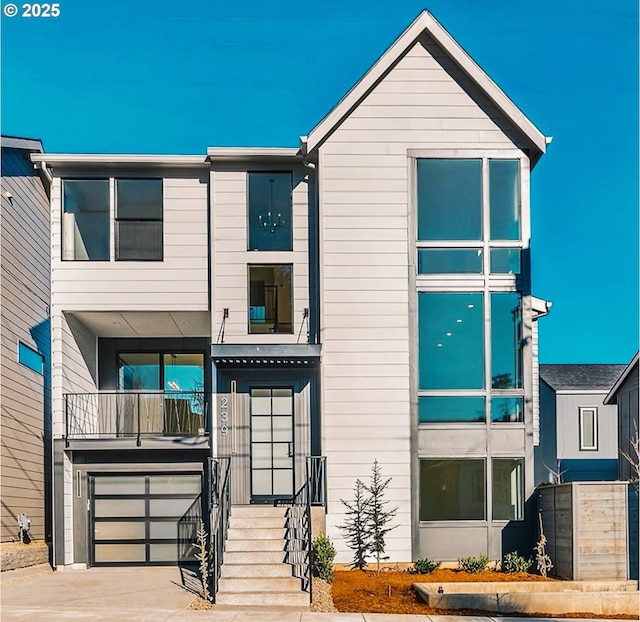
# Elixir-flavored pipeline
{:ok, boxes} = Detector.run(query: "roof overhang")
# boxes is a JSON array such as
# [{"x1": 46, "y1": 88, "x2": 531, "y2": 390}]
[
  {"x1": 30, "y1": 153, "x2": 209, "y2": 170},
  {"x1": 207, "y1": 147, "x2": 301, "y2": 162},
  {"x1": 303, "y1": 10, "x2": 549, "y2": 163},
  {"x1": 211, "y1": 344, "x2": 321, "y2": 367},
  {"x1": 1, "y1": 135, "x2": 44, "y2": 152},
  {"x1": 604, "y1": 352, "x2": 639, "y2": 404}
]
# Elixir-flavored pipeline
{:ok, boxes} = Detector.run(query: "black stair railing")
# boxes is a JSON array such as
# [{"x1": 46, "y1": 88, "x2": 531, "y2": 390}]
[
  {"x1": 283, "y1": 456, "x2": 326, "y2": 599},
  {"x1": 209, "y1": 456, "x2": 231, "y2": 602}
]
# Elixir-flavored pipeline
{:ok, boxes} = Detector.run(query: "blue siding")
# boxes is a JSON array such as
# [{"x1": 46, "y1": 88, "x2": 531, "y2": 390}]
[{"x1": 561, "y1": 459, "x2": 618, "y2": 482}]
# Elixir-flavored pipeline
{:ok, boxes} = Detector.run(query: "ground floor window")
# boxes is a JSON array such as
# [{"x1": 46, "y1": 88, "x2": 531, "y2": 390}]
[
  {"x1": 492, "y1": 458, "x2": 524, "y2": 521},
  {"x1": 419, "y1": 459, "x2": 485, "y2": 521}
]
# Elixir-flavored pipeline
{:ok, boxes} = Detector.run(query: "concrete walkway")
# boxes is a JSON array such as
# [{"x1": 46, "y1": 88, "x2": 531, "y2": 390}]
[{"x1": 0, "y1": 565, "x2": 633, "y2": 622}]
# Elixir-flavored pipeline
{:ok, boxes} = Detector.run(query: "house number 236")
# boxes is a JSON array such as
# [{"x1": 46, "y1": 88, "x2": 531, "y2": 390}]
[{"x1": 219, "y1": 396, "x2": 228, "y2": 436}]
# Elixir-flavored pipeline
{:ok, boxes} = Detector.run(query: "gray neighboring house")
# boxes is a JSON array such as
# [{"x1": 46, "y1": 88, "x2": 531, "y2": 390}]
[
  {"x1": 604, "y1": 352, "x2": 639, "y2": 481},
  {"x1": 535, "y1": 364, "x2": 626, "y2": 485},
  {"x1": 0, "y1": 136, "x2": 51, "y2": 545}
]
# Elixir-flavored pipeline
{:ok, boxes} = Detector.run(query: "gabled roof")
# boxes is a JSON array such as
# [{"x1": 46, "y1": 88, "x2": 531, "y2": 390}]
[
  {"x1": 604, "y1": 352, "x2": 639, "y2": 404},
  {"x1": 540, "y1": 364, "x2": 628, "y2": 392},
  {"x1": 302, "y1": 11, "x2": 549, "y2": 162}
]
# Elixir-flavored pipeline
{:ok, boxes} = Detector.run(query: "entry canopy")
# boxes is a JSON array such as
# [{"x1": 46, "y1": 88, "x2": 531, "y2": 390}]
[{"x1": 211, "y1": 344, "x2": 321, "y2": 367}]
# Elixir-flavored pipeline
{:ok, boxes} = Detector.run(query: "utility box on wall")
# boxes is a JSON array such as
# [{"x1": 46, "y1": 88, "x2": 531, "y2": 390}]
[{"x1": 537, "y1": 482, "x2": 629, "y2": 580}]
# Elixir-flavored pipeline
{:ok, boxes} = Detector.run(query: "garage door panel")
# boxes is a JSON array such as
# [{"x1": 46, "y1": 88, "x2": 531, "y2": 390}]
[
  {"x1": 149, "y1": 543, "x2": 178, "y2": 563},
  {"x1": 95, "y1": 498, "x2": 146, "y2": 517},
  {"x1": 91, "y1": 472, "x2": 201, "y2": 566},
  {"x1": 148, "y1": 475, "x2": 201, "y2": 494},
  {"x1": 94, "y1": 544, "x2": 146, "y2": 563},
  {"x1": 94, "y1": 522, "x2": 146, "y2": 540},
  {"x1": 94, "y1": 476, "x2": 146, "y2": 495}
]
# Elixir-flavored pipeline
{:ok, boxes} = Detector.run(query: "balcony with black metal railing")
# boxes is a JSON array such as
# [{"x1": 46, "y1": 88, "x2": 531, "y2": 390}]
[{"x1": 64, "y1": 391, "x2": 210, "y2": 448}]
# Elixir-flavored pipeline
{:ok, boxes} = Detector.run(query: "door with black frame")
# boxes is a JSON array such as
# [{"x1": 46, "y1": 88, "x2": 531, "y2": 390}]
[{"x1": 250, "y1": 387, "x2": 294, "y2": 503}]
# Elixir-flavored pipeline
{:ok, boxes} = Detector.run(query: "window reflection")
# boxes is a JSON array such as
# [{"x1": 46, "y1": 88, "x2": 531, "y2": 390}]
[
  {"x1": 418, "y1": 292, "x2": 484, "y2": 390},
  {"x1": 491, "y1": 293, "x2": 522, "y2": 389},
  {"x1": 417, "y1": 159, "x2": 482, "y2": 241}
]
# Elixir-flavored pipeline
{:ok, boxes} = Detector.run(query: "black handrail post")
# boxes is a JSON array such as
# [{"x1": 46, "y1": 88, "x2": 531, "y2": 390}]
[
  {"x1": 64, "y1": 394, "x2": 69, "y2": 447},
  {"x1": 306, "y1": 457, "x2": 313, "y2": 601},
  {"x1": 136, "y1": 393, "x2": 141, "y2": 447}
]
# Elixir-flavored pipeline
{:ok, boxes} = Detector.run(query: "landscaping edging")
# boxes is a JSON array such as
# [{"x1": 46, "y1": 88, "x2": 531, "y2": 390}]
[
  {"x1": 1, "y1": 541, "x2": 50, "y2": 572},
  {"x1": 414, "y1": 580, "x2": 640, "y2": 616}
]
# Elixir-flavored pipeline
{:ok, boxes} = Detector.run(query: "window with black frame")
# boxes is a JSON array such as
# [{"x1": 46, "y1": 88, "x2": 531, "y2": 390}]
[
  {"x1": 247, "y1": 172, "x2": 292, "y2": 251},
  {"x1": 115, "y1": 179, "x2": 163, "y2": 261}
]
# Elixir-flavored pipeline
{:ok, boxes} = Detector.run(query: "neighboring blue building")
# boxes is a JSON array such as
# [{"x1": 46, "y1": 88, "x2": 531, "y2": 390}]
[{"x1": 535, "y1": 364, "x2": 626, "y2": 484}]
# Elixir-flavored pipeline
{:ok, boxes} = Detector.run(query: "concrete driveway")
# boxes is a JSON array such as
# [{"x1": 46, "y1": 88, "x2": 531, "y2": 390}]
[{"x1": 1, "y1": 565, "x2": 197, "y2": 621}]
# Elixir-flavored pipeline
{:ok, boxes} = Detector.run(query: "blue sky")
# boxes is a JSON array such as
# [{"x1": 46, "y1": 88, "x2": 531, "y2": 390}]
[{"x1": 2, "y1": 0, "x2": 638, "y2": 364}]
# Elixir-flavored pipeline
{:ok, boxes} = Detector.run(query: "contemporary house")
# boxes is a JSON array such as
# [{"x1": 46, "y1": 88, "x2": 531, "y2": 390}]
[
  {"x1": 535, "y1": 364, "x2": 626, "y2": 484},
  {"x1": 32, "y1": 10, "x2": 551, "y2": 590},
  {"x1": 1, "y1": 136, "x2": 51, "y2": 549}
]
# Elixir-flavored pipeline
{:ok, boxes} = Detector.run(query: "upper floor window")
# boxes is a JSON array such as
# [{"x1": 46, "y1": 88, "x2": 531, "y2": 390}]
[
  {"x1": 579, "y1": 407, "x2": 598, "y2": 450},
  {"x1": 248, "y1": 264, "x2": 293, "y2": 334},
  {"x1": 62, "y1": 179, "x2": 110, "y2": 260},
  {"x1": 62, "y1": 177, "x2": 163, "y2": 262},
  {"x1": 417, "y1": 159, "x2": 482, "y2": 241},
  {"x1": 115, "y1": 179, "x2": 163, "y2": 261},
  {"x1": 416, "y1": 158, "x2": 522, "y2": 275},
  {"x1": 248, "y1": 172, "x2": 292, "y2": 251}
]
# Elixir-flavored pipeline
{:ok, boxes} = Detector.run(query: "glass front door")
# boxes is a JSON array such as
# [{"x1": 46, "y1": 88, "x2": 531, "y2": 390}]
[{"x1": 250, "y1": 388, "x2": 294, "y2": 502}]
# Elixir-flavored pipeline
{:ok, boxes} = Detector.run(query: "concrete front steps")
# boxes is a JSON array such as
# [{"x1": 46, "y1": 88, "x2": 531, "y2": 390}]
[{"x1": 216, "y1": 505, "x2": 309, "y2": 608}]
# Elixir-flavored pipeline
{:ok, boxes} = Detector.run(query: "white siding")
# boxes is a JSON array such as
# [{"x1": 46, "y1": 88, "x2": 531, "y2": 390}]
[
  {"x1": 51, "y1": 174, "x2": 209, "y2": 311},
  {"x1": 319, "y1": 37, "x2": 530, "y2": 562},
  {"x1": 211, "y1": 168, "x2": 309, "y2": 344}
]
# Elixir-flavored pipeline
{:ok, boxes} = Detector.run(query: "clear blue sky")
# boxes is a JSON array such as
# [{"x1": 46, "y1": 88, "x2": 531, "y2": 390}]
[{"x1": 2, "y1": 0, "x2": 638, "y2": 364}]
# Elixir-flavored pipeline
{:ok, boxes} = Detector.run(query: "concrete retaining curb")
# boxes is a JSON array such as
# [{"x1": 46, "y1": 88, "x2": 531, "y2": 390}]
[{"x1": 413, "y1": 581, "x2": 640, "y2": 616}]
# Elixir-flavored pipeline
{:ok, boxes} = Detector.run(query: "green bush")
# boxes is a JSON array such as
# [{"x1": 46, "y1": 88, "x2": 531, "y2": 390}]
[
  {"x1": 412, "y1": 557, "x2": 441, "y2": 574},
  {"x1": 458, "y1": 554, "x2": 490, "y2": 573},
  {"x1": 502, "y1": 551, "x2": 532, "y2": 573},
  {"x1": 312, "y1": 534, "x2": 336, "y2": 583}
]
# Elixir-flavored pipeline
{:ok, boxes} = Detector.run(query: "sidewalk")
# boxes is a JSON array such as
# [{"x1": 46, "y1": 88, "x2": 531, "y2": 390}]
[{"x1": 0, "y1": 565, "x2": 633, "y2": 622}]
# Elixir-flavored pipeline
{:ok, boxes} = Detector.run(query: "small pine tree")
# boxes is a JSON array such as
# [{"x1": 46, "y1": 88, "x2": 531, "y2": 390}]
[
  {"x1": 364, "y1": 459, "x2": 398, "y2": 573},
  {"x1": 339, "y1": 478, "x2": 371, "y2": 570}
]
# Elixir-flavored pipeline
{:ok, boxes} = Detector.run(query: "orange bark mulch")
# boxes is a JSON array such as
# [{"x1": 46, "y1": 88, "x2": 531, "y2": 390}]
[{"x1": 331, "y1": 568, "x2": 636, "y2": 618}]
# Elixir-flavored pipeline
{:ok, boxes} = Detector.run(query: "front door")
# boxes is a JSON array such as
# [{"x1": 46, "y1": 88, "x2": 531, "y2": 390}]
[{"x1": 250, "y1": 388, "x2": 294, "y2": 502}]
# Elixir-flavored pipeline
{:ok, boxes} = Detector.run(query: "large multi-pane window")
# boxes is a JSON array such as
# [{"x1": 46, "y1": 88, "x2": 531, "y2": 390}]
[
  {"x1": 419, "y1": 458, "x2": 524, "y2": 522},
  {"x1": 416, "y1": 158, "x2": 522, "y2": 275},
  {"x1": 248, "y1": 172, "x2": 293, "y2": 251},
  {"x1": 62, "y1": 177, "x2": 164, "y2": 261}
]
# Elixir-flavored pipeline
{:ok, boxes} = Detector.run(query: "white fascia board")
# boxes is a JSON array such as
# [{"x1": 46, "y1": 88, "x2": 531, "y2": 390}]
[
  {"x1": 206, "y1": 147, "x2": 300, "y2": 160},
  {"x1": 305, "y1": 10, "x2": 548, "y2": 159},
  {"x1": 555, "y1": 390, "x2": 609, "y2": 396},
  {"x1": 604, "y1": 352, "x2": 639, "y2": 404},
  {"x1": 30, "y1": 154, "x2": 209, "y2": 168}
]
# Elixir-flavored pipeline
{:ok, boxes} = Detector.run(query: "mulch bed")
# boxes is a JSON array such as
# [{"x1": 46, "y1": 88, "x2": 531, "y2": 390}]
[{"x1": 331, "y1": 568, "x2": 637, "y2": 618}]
